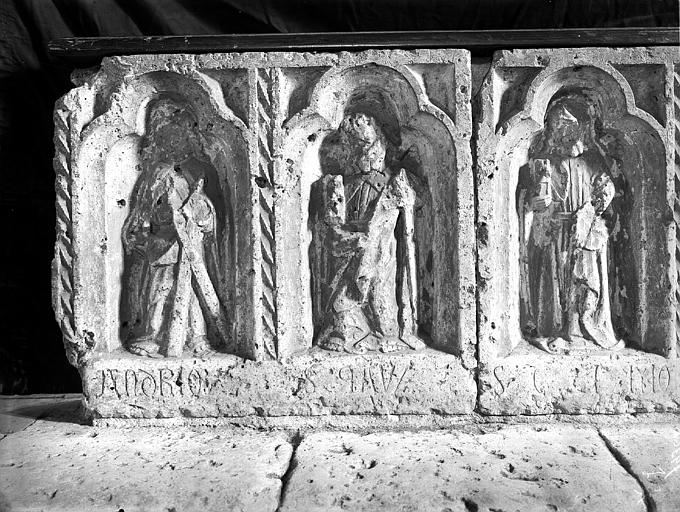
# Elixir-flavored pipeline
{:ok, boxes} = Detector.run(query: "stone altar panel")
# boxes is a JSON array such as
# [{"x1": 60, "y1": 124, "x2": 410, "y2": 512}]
[
  {"x1": 53, "y1": 49, "x2": 476, "y2": 418},
  {"x1": 83, "y1": 349, "x2": 473, "y2": 418},
  {"x1": 476, "y1": 47, "x2": 680, "y2": 414}
]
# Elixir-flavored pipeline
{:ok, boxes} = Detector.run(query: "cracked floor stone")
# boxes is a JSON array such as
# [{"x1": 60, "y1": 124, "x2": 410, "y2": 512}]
[
  {"x1": 278, "y1": 425, "x2": 647, "y2": 512},
  {"x1": 0, "y1": 418, "x2": 293, "y2": 512},
  {"x1": 0, "y1": 395, "x2": 81, "y2": 434},
  {"x1": 599, "y1": 425, "x2": 680, "y2": 512},
  {"x1": 1, "y1": 396, "x2": 677, "y2": 512}
]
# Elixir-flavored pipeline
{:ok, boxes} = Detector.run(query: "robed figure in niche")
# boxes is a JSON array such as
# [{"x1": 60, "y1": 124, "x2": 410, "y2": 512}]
[
  {"x1": 311, "y1": 112, "x2": 426, "y2": 354},
  {"x1": 518, "y1": 94, "x2": 625, "y2": 354},
  {"x1": 122, "y1": 98, "x2": 230, "y2": 358}
]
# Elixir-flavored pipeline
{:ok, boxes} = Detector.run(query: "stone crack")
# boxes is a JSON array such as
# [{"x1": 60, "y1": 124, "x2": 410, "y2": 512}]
[
  {"x1": 275, "y1": 431, "x2": 303, "y2": 512},
  {"x1": 598, "y1": 429, "x2": 656, "y2": 512}
]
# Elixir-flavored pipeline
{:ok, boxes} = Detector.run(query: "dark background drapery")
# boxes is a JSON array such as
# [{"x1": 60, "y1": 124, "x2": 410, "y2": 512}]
[{"x1": 0, "y1": 0, "x2": 677, "y2": 394}]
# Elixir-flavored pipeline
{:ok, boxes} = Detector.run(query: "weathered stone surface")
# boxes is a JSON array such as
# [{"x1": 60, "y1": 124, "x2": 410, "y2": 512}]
[
  {"x1": 0, "y1": 418, "x2": 292, "y2": 512},
  {"x1": 279, "y1": 425, "x2": 646, "y2": 512},
  {"x1": 479, "y1": 347, "x2": 680, "y2": 414},
  {"x1": 3, "y1": 396, "x2": 679, "y2": 511},
  {"x1": 83, "y1": 348, "x2": 475, "y2": 418},
  {"x1": 600, "y1": 424, "x2": 680, "y2": 512},
  {"x1": 54, "y1": 43, "x2": 680, "y2": 421},
  {"x1": 476, "y1": 46, "x2": 680, "y2": 414},
  {"x1": 54, "y1": 48, "x2": 475, "y2": 419}
]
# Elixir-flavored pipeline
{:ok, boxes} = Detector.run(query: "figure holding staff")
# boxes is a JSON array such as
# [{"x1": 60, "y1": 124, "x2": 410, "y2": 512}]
[{"x1": 122, "y1": 97, "x2": 230, "y2": 358}]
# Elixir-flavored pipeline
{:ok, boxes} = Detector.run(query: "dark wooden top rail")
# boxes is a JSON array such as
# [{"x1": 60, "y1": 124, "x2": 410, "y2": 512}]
[{"x1": 49, "y1": 28, "x2": 679, "y2": 65}]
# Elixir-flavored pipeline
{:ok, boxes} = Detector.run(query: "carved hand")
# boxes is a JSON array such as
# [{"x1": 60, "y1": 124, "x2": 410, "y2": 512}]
[
  {"x1": 531, "y1": 195, "x2": 552, "y2": 211},
  {"x1": 531, "y1": 158, "x2": 552, "y2": 179},
  {"x1": 393, "y1": 169, "x2": 416, "y2": 207},
  {"x1": 332, "y1": 230, "x2": 368, "y2": 256},
  {"x1": 125, "y1": 221, "x2": 151, "y2": 255},
  {"x1": 185, "y1": 198, "x2": 213, "y2": 233},
  {"x1": 592, "y1": 173, "x2": 615, "y2": 214},
  {"x1": 180, "y1": 210, "x2": 203, "y2": 245}
]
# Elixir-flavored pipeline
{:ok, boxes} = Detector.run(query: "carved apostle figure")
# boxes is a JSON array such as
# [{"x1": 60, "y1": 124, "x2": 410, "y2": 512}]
[
  {"x1": 312, "y1": 112, "x2": 426, "y2": 354},
  {"x1": 122, "y1": 98, "x2": 230, "y2": 358},
  {"x1": 519, "y1": 95, "x2": 624, "y2": 354}
]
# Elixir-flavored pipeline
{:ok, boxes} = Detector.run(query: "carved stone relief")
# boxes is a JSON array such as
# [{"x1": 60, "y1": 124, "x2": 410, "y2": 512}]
[
  {"x1": 674, "y1": 63, "x2": 680, "y2": 359},
  {"x1": 476, "y1": 47, "x2": 680, "y2": 414},
  {"x1": 53, "y1": 46, "x2": 680, "y2": 420},
  {"x1": 121, "y1": 97, "x2": 232, "y2": 358},
  {"x1": 53, "y1": 50, "x2": 477, "y2": 419},
  {"x1": 274, "y1": 55, "x2": 475, "y2": 362},
  {"x1": 54, "y1": 64, "x2": 251, "y2": 364},
  {"x1": 311, "y1": 113, "x2": 426, "y2": 354},
  {"x1": 519, "y1": 94, "x2": 624, "y2": 354}
]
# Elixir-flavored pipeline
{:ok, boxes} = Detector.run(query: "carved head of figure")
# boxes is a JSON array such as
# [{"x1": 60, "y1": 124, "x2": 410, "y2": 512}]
[
  {"x1": 144, "y1": 96, "x2": 204, "y2": 164},
  {"x1": 338, "y1": 113, "x2": 387, "y2": 175},
  {"x1": 539, "y1": 95, "x2": 598, "y2": 159},
  {"x1": 123, "y1": 98, "x2": 207, "y2": 254}
]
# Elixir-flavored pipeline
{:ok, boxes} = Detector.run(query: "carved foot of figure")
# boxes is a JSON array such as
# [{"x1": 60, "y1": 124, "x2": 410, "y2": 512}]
[
  {"x1": 546, "y1": 336, "x2": 586, "y2": 354},
  {"x1": 533, "y1": 335, "x2": 625, "y2": 355},
  {"x1": 378, "y1": 336, "x2": 409, "y2": 353},
  {"x1": 378, "y1": 335, "x2": 426, "y2": 352},
  {"x1": 581, "y1": 319, "x2": 624, "y2": 351},
  {"x1": 317, "y1": 334, "x2": 377, "y2": 354},
  {"x1": 186, "y1": 336, "x2": 215, "y2": 358},
  {"x1": 318, "y1": 331, "x2": 425, "y2": 354},
  {"x1": 400, "y1": 334, "x2": 427, "y2": 351},
  {"x1": 608, "y1": 339, "x2": 625, "y2": 351},
  {"x1": 127, "y1": 340, "x2": 163, "y2": 358}
]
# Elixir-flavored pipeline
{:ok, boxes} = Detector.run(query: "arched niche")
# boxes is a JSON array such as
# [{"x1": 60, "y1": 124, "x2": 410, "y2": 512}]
[
  {"x1": 274, "y1": 63, "x2": 461, "y2": 356},
  {"x1": 76, "y1": 70, "x2": 251, "y2": 357},
  {"x1": 480, "y1": 63, "x2": 672, "y2": 359}
]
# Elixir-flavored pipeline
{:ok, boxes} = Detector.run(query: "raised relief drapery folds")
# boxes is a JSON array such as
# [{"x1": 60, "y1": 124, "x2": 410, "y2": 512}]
[
  {"x1": 122, "y1": 97, "x2": 231, "y2": 358},
  {"x1": 519, "y1": 94, "x2": 623, "y2": 354},
  {"x1": 53, "y1": 50, "x2": 476, "y2": 419},
  {"x1": 312, "y1": 113, "x2": 425, "y2": 354},
  {"x1": 477, "y1": 47, "x2": 680, "y2": 414},
  {"x1": 53, "y1": 44, "x2": 680, "y2": 420}
]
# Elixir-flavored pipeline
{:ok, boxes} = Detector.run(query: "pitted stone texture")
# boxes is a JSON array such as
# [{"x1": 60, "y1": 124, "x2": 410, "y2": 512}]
[
  {"x1": 476, "y1": 47, "x2": 679, "y2": 414},
  {"x1": 279, "y1": 425, "x2": 645, "y2": 512},
  {"x1": 0, "y1": 420, "x2": 292, "y2": 512},
  {"x1": 54, "y1": 48, "x2": 474, "y2": 362},
  {"x1": 55, "y1": 48, "x2": 475, "y2": 420},
  {"x1": 83, "y1": 349, "x2": 475, "y2": 418},
  {"x1": 479, "y1": 348, "x2": 680, "y2": 415},
  {"x1": 600, "y1": 425, "x2": 680, "y2": 512}
]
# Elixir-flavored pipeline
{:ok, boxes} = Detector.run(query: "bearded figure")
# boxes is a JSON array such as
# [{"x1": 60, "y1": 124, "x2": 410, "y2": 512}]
[
  {"x1": 122, "y1": 97, "x2": 230, "y2": 358},
  {"x1": 519, "y1": 95, "x2": 625, "y2": 354},
  {"x1": 312, "y1": 112, "x2": 426, "y2": 354}
]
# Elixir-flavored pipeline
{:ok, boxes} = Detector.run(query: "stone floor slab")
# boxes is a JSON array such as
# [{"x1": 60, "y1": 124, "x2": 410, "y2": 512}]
[
  {"x1": 0, "y1": 419, "x2": 292, "y2": 512},
  {"x1": 0, "y1": 395, "x2": 82, "y2": 434},
  {"x1": 600, "y1": 425, "x2": 680, "y2": 512},
  {"x1": 279, "y1": 425, "x2": 647, "y2": 512}
]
